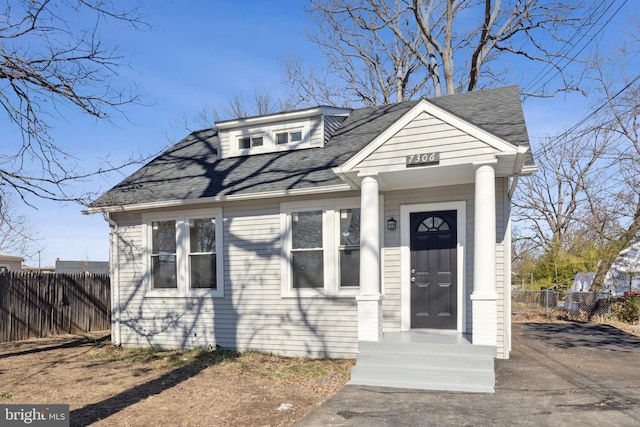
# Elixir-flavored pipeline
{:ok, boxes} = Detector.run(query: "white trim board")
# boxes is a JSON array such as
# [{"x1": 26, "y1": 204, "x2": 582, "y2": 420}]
[{"x1": 400, "y1": 201, "x2": 467, "y2": 332}]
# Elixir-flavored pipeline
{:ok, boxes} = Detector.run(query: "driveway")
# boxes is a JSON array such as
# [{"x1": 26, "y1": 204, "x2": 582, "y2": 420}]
[{"x1": 296, "y1": 322, "x2": 640, "y2": 426}]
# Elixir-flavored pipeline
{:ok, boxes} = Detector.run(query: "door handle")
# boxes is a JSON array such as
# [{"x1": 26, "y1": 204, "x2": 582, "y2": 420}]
[{"x1": 411, "y1": 277, "x2": 416, "y2": 282}]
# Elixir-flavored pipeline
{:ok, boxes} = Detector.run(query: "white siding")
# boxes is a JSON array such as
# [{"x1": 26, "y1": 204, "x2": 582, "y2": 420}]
[
  {"x1": 111, "y1": 178, "x2": 511, "y2": 358},
  {"x1": 112, "y1": 198, "x2": 358, "y2": 359},
  {"x1": 357, "y1": 112, "x2": 496, "y2": 174}
]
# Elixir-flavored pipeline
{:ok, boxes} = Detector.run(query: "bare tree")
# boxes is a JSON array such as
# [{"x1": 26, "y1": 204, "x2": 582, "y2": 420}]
[
  {"x1": 176, "y1": 88, "x2": 288, "y2": 134},
  {"x1": 513, "y1": 129, "x2": 610, "y2": 253},
  {"x1": 587, "y1": 65, "x2": 640, "y2": 291},
  {"x1": 0, "y1": 194, "x2": 38, "y2": 257},
  {"x1": 286, "y1": 0, "x2": 427, "y2": 107},
  {"x1": 0, "y1": 0, "x2": 146, "y2": 207},
  {"x1": 287, "y1": 0, "x2": 594, "y2": 106}
]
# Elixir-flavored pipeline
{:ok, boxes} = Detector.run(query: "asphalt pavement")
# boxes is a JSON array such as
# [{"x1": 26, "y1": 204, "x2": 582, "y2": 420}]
[{"x1": 296, "y1": 322, "x2": 640, "y2": 427}]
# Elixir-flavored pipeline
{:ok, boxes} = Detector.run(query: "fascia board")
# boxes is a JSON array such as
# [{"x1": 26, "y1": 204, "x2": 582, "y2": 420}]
[
  {"x1": 83, "y1": 183, "x2": 353, "y2": 214},
  {"x1": 336, "y1": 99, "x2": 520, "y2": 174},
  {"x1": 216, "y1": 106, "x2": 352, "y2": 129}
]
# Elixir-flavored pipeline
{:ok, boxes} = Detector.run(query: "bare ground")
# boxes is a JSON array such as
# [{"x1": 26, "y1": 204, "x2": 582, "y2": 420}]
[{"x1": 0, "y1": 333, "x2": 353, "y2": 426}]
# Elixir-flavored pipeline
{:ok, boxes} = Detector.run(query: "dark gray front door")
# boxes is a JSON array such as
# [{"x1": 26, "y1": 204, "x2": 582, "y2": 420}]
[{"x1": 410, "y1": 210, "x2": 457, "y2": 329}]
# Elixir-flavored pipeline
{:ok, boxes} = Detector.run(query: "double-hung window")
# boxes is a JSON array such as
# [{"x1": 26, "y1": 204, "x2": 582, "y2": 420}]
[
  {"x1": 282, "y1": 199, "x2": 360, "y2": 296},
  {"x1": 145, "y1": 209, "x2": 223, "y2": 297},
  {"x1": 338, "y1": 208, "x2": 360, "y2": 288},
  {"x1": 291, "y1": 210, "x2": 324, "y2": 289},
  {"x1": 151, "y1": 220, "x2": 177, "y2": 289},
  {"x1": 188, "y1": 217, "x2": 217, "y2": 289}
]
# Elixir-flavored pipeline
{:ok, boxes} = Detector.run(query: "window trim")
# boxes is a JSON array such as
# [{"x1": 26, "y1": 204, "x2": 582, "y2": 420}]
[
  {"x1": 143, "y1": 208, "x2": 224, "y2": 298},
  {"x1": 275, "y1": 129, "x2": 304, "y2": 145},
  {"x1": 336, "y1": 207, "x2": 361, "y2": 289},
  {"x1": 281, "y1": 197, "x2": 360, "y2": 298},
  {"x1": 237, "y1": 134, "x2": 264, "y2": 151}
]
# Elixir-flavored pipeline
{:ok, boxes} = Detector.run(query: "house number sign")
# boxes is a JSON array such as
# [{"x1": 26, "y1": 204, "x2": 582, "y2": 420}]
[{"x1": 406, "y1": 152, "x2": 440, "y2": 167}]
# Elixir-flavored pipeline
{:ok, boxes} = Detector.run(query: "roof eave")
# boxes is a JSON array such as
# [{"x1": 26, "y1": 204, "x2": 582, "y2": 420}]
[{"x1": 83, "y1": 183, "x2": 353, "y2": 214}]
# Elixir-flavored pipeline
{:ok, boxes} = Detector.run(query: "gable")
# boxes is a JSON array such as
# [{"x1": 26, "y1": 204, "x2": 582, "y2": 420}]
[
  {"x1": 355, "y1": 111, "x2": 502, "y2": 174},
  {"x1": 337, "y1": 98, "x2": 519, "y2": 176}
]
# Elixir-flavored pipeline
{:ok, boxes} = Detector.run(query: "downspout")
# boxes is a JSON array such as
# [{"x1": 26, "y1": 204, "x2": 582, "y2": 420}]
[{"x1": 102, "y1": 212, "x2": 121, "y2": 346}]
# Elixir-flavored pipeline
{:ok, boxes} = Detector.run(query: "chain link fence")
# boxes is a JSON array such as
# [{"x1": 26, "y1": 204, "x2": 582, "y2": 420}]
[{"x1": 512, "y1": 289, "x2": 615, "y2": 321}]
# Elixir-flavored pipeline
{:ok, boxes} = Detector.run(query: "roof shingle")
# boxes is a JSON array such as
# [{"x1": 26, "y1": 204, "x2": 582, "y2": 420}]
[{"x1": 91, "y1": 86, "x2": 530, "y2": 208}]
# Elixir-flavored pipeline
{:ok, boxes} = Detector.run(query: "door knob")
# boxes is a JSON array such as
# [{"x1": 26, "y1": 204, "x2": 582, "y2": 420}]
[
  {"x1": 411, "y1": 277, "x2": 416, "y2": 282},
  {"x1": 411, "y1": 268, "x2": 415, "y2": 274}
]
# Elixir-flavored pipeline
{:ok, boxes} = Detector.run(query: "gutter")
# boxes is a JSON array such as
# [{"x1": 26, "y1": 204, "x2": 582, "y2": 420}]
[
  {"x1": 508, "y1": 146, "x2": 532, "y2": 199},
  {"x1": 102, "y1": 212, "x2": 121, "y2": 346},
  {"x1": 83, "y1": 183, "x2": 353, "y2": 214}
]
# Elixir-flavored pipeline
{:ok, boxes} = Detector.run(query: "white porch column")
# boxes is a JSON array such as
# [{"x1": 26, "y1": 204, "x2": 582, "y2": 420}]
[
  {"x1": 471, "y1": 161, "x2": 498, "y2": 346},
  {"x1": 357, "y1": 175, "x2": 383, "y2": 341}
]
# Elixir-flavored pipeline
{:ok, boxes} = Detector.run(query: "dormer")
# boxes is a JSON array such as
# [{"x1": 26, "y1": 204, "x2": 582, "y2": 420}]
[{"x1": 215, "y1": 106, "x2": 352, "y2": 159}]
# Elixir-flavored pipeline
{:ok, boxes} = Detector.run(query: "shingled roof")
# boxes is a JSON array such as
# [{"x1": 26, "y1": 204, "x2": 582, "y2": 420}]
[{"x1": 91, "y1": 85, "x2": 530, "y2": 209}]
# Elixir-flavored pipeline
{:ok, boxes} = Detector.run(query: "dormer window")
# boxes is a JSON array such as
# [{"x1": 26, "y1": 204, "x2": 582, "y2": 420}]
[
  {"x1": 276, "y1": 130, "x2": 303, "y2": 145},
  {"x1": 217, "y1": 106, "x2": 352, "y2": 159},
  {"x1": 238, "y1": 135, "x2": 264, "y2": 149}
]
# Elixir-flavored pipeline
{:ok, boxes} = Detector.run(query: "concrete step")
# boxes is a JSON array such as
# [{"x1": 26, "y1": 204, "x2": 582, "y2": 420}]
[
  {"x1": 355, "y1": 351, "x2": 494, "y2": 371},
  {"x1": 349, "y1": 364, "x2": 495, "y2": 393},
  {"x1": 349, "y1": 335, "x2": 496, "y2": 393},
  {"x1": 358, "y1": 340, "x2": 496, "y2": 358}
]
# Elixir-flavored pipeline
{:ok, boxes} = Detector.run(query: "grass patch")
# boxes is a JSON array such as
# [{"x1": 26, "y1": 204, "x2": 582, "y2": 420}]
[
  {"x1": 224, "y1": 351, "x2": 353, "y2": 383},
  {"x1": 93, "y1": 344, "x2": 353, "y2": 384},
  {"x1": 0, "y1": 391, "x2": 12, "y2": 399},
  {"x1": 95, "y1": 345, "x2": 240, "y2": 367}
]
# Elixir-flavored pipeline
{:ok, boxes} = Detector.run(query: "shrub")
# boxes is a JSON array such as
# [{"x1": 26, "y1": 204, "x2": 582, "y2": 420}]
[{"x1": 612, "y1": 295, "x2": 640, "y2": 324}]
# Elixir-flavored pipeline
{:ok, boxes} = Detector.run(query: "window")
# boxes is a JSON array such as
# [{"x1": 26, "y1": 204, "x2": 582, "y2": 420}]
[
  {"x1": 238, "y1": 135, "x2": 263, "y2": 149},
  {"x1": 282, "y1": 199, "x2": 361, "y2": 296},
  {"x1": 189, "y1": 218, "x2": 217, "y2": 289},
  {"x1": 338, "y1": 208, "x2": 360, "y2": 287},
  {"x1": 144, "y1": 209, "x2": 223, "y2": 297},
  {"x1": 151, "y1": 220, "x2": 177, "y2": 289},
  {"x1": 291, "y1": 211, "x2": 324, "y2": 288},
  {"x1": 418, "y1": 215, "x2": 450, "y2": 232},
  {"x1": 275, "y1": 130, "x2": 303, "y2": 145}
]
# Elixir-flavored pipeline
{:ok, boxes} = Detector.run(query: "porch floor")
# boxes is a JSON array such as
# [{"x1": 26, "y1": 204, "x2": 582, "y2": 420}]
[{"x1": 349, "y1": 330, "x2": 496, "y2": 393}]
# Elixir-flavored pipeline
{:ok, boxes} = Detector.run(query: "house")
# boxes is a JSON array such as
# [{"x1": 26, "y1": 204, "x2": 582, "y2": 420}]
[
  {"x1": 55, "y1": 260, "x2": 110, "y2": 275},
  {"x1": 88, "y1": 85, "x2": 535, "y2": 392},
  {"x1": 603, "y1": 242, "x2": 640, "y2": 295},
  {"x1": 567, "y1": 242, "x2": 640, "y2": 304},
  {"x1": 0, "y1": 251, "x2": 23, "y2": 272}
]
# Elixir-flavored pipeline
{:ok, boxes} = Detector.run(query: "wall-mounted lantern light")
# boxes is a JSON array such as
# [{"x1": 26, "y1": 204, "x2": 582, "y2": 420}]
[{"x1": 387, "y1": 217, "x2": 397, "y2": 230}]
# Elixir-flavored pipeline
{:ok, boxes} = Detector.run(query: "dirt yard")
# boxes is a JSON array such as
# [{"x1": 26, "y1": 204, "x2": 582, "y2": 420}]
[{"x1": 0, "y1": 332, "x2": 353, "y2": 426}]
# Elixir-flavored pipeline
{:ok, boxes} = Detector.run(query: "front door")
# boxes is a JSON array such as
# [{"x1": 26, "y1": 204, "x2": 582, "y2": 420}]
[{"x1": 410, "y1": 210, "x2": 457, "y2": 329}]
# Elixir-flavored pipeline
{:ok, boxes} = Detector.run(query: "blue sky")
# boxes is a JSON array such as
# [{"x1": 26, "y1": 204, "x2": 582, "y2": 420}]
[{"x1": 6, "y1": 1, "x2": 633, "y2": 267}]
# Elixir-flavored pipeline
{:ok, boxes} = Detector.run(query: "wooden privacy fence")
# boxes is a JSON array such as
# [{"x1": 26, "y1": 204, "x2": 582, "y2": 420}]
[{"x1": 0, "y1": 272, "x2": 111, "y2": 343}]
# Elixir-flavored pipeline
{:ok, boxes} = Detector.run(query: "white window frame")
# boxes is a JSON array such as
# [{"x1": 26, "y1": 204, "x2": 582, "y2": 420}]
[
  {"x1": 237, "y1": 134, "x2": 264, "y2": 151},
  {"x1": 280, "y1": 197, "x2": 360, "y2": 298},
  {"x1": 275, "y1": 128, "x2": 304, "y2": 145},
  {"x1": 143, "y1": 208, "x2": 224, "y2": 298}
]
